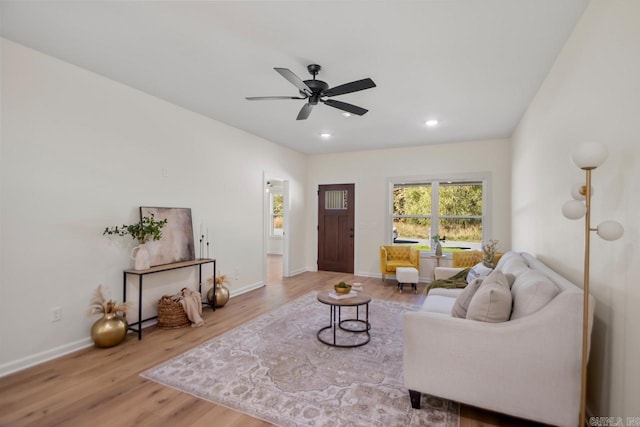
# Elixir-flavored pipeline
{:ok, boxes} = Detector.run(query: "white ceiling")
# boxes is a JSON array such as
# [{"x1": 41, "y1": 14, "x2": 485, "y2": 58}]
[{"x1": 0, "y1": 1, "x2": 589, "y2": 155}]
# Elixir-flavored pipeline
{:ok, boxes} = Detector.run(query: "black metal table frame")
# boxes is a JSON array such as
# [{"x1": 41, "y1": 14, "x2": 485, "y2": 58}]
[
  {"x1": 317, "y1": 302, "x2": 371, "y2": 348},
  {"x1": 123, "y1": 259, "x2": 216, "y2": 340}
]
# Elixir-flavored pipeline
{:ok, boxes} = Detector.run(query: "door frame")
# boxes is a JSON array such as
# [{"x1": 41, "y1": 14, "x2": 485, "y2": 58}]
[
  {"x1": 314, "y1": 181, "x2": 357, "y2": 274},
  {"x1": 263, "y1": 173, "x2": 290, "y2": 285}
]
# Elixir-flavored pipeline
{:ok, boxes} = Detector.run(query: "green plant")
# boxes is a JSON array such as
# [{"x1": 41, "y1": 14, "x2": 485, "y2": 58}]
[{"x1": 103, "y1": 213, "x2": 168, "y2": 244}]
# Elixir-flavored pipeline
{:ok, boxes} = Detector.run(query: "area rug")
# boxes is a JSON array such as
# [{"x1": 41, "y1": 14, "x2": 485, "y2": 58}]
[{"x1": 141, "y1": 292, "x2": 459, "y2": 427}]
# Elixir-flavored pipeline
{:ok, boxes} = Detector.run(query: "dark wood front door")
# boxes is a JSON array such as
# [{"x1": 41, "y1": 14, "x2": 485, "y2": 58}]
[{"x1": 317, "y1": 184, "x2": 355, "y2": 273}]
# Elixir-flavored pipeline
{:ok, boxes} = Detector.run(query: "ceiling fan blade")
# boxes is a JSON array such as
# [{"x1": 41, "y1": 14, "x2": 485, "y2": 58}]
[
  {"x1": 323, "y1": 99, "x2": 368, "y2": 116},
  {"x1": 296, "y1": 103, "x2": 314, "y2": 120},
  {"x1": 246, "y1": 96, "x2": 306, "y2": 100},
  {"x1": 275, "y1": 68, "x2": 313, "y2": 96},
  {"x1": 324, "y1": 78, "x2": 376, "y2": 97}
]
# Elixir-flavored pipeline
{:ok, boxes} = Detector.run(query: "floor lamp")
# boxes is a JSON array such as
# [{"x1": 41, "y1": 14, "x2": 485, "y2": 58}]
[{"x1": 562, "y1": 141, "x2": 624, "y2": 427}]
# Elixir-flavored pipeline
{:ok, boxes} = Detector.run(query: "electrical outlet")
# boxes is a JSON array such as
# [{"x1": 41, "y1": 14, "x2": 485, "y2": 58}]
[{"x1": 50, "y1": 307, "x2": 62, "y2": 323}]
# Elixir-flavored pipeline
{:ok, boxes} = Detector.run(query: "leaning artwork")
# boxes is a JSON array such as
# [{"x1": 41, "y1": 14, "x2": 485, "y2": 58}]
[{"x1": 139, "y1": 207, "x2": 195, "y2": 267}]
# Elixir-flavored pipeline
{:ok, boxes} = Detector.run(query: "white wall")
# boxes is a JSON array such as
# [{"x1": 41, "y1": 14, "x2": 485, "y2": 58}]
[
  {"x1": 512, "y1": 0, "x2": 639, "y2": 417},
  {"x1": 306, "y1": 139, "x2": 512, "y2": 279},
  {"x1": 0, "y1": 39, "x2": 308, "y2": 375}
]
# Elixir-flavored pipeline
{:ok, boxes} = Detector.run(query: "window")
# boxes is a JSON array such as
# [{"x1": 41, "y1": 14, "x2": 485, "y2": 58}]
[
  {"x1": 390, "y1": 176, "x2": 488, "y2": 251},
  {"x1": 270, "y1": 192, "x2": 284, "y2": 237}
]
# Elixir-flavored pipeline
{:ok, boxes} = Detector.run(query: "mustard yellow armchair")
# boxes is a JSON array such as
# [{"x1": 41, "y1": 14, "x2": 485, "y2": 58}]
[
  {"x1": 452, "y1": 251, "x2": 504, "y2": 268},
  {"x1": 380, "y1": 245, "x2": 420, "y2": 281}
]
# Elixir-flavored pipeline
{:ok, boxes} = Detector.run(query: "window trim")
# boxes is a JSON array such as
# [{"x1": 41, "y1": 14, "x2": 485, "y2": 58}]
[{"x1": 386, "y1": 172, "x2": 492, "y2": 247}]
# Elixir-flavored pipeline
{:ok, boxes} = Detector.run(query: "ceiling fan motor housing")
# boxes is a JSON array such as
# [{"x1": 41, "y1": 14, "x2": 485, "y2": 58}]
[{"x1": 301, "y1": 80, "x2": 329, "y2": 104}]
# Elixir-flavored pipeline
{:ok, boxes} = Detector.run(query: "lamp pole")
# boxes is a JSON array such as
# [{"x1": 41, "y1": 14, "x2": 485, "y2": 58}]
[{"x1": 579, "y1": 169, "x2": 592, "y2": 427}]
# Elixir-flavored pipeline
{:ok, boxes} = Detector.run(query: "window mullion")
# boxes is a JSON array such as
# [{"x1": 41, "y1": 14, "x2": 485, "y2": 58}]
[{"x1": 431, "y1": 181, "x2": 439, "y2": 239}]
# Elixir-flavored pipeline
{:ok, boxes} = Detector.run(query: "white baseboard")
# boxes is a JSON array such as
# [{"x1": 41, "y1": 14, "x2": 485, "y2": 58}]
[
  {"x1": 355, "y1": 271, "x2": 381, "y2": 279},
  {"x1": 287, "y1": 267, "x2": 310, "y2": 276},
  {"x1": 0, "y1": 337, "x2": 94, "y2": 378},
  {"x1": 229, "y1": 281, "x2": 264, "y2": 297}
]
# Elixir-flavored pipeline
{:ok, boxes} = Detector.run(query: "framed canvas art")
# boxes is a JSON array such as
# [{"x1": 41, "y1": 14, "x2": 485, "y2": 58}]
[{"x1": 140, "y1": 207, "x2": 195, "y2": 266}]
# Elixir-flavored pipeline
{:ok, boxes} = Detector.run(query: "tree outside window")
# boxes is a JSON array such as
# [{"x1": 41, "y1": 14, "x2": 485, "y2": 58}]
[{"x1": 271, "y1": 192, "x2": 284, "y2": 237}]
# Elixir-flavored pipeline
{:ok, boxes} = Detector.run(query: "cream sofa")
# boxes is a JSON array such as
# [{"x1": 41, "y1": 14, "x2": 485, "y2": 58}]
[{"x1": 403, "y1": 251, "x2": 594, "y2": 427}]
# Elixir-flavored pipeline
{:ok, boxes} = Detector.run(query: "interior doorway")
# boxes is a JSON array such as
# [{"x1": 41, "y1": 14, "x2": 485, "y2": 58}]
[{"x1": 264, "y1": 176, "x2": 289, "y2": 285}]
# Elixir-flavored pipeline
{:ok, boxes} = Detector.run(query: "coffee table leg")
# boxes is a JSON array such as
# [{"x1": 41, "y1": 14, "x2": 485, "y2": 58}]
[
  {"x1": 336, "y1": 306, "x2": 341, "y2": 345},
  {"x1": 366, "y1": 303, "x2": 369, "y2": 330}
]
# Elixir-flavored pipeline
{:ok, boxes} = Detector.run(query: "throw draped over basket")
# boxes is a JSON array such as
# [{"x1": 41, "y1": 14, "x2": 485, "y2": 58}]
[{"x1": 157, "y1": 295, "x2": 190, "y2": 329}]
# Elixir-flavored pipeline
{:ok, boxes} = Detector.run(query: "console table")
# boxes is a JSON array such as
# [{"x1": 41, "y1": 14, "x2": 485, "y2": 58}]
[{"x1": 123, "y1": 258, "x2": 216, "y2": 340}]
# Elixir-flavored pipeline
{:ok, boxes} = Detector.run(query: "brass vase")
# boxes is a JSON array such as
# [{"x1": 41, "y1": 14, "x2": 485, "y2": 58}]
[
  {"x1": 207, "y1": 284, "x2": 230, "y2": 308},
  {"x1": 91, "y1": 312, "x2": 128, "y2": 348}
]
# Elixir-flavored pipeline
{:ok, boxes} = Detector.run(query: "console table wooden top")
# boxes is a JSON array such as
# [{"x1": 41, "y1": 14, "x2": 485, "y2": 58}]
[{"x1": 124, "y1": 258, "x2": 215, "y2": 275}]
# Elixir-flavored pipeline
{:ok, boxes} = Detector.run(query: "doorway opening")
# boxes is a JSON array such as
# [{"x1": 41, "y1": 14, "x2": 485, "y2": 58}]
[{"x1": 264, "y1": 177, "x2": 289, "y2": 285}]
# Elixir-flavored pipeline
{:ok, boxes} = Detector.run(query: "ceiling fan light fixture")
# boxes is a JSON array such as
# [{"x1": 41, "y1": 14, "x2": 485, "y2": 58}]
[
  {"x1": 342, "y1": 112, "x2": 352, "y2": 118},
  {"x1": 425, "y1": 119, "x2": 439, "y2": 127}
]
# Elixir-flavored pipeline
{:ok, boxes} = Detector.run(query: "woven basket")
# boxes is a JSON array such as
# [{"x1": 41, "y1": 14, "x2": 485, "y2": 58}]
[{"x1": 157, "y1": 296, "x2": 190, "y2": 329}]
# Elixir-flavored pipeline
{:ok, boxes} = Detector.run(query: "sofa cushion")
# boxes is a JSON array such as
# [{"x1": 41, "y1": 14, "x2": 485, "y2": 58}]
[
  {"x1": 499, "y1": 253, "x2": 529, "y2": 277},
  {"x1": 451, "y1": 277, "x2": 484, "y2": 318},
  {"x1": 466, "y1": 262, "x2": 494, "y2": 282},
  {"x1": 466, "y1": 270, "x2": 512, "y2": 322},
  {"x1": 428, "y1": 287, "x2": 464, "y2": 298},
  {"x1": 510, "y1": 270, "x2": 560, "y2": 319},
  {"x1": 421, "y1": 294, "x2": 457, "y2": 315},
  {"x1": 385, "y1": 260, "x2": 415, "y2": 271}
]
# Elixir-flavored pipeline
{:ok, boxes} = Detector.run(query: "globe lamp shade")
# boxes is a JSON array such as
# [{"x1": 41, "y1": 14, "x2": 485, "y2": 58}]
[
  {"x1": 562, "y1": 200, "x2": 586, "y2": 220},
  {"x1": 597, "y1": 220, "x2": 624, "y2": 241},
  {"x1": 572, "y1": 141, "x2": 608, "y2": 169},
  {"x1": 571, "y1": 183, "x2": 594, "y2": 201}
]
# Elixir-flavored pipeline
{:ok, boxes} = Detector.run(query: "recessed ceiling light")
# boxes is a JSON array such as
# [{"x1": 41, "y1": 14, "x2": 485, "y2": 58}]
[
  {"x1": 425, "y1": 119, "x2": 439, "y2": 127},
  {"x1": 320, "y1": 133, "x2": 331, "y2": 138},
  {"x1": 342, "y1": 112, "x2": 352, "y2": 118}
]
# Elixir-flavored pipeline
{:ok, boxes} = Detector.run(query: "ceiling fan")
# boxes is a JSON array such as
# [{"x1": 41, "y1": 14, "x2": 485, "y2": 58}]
[{"x1": 246, "y1": 64, "x2": 376, "y2": 120}]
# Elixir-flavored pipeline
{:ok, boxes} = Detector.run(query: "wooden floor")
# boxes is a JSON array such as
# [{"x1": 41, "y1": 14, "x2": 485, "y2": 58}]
[
  {"x1": 0, "y1": 271, "x2": 546, "y2": 427},
  {"x1": 266, "y1": 254, "x2": 282, "y2": 285}
]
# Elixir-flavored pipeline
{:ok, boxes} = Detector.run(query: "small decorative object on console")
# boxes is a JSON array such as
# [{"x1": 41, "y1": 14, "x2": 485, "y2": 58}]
[{"x1": 103, "y1": 213, "x2": 168, "y2": 270}]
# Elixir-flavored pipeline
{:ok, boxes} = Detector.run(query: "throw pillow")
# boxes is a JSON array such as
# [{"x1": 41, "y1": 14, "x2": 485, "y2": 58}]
[
  {"x1": 466, "y1": 270, "x2": 512, "y2": 323},
  {"x1": 510, "y1": 270, "x2": 560, "y2": 319},
  {"x1": 466, "y1": 262, "x2": 494, "y2": 283},
  {"x1": 451, "y1": 277, "x2": 484, "y2": 318}
]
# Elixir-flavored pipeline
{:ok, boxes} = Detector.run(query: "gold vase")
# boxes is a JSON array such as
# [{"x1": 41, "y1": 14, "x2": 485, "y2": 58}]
[
  {"x1": 207, "y1": 284, "x2": 230, "y2": 308},
  {"x1": 91, "y1": 312, "x2": 128, "y2": 348}
]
